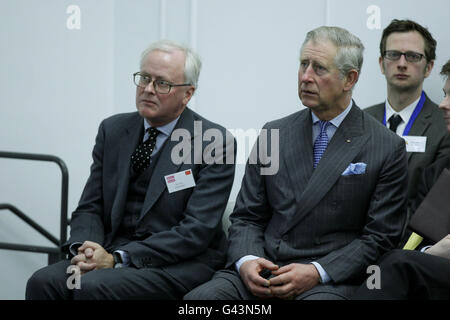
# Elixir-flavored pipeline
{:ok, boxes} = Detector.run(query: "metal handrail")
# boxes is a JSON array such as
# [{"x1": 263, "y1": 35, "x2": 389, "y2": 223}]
[{"x1": 0, "y1": 151, "x2": 69, "y2": 262}]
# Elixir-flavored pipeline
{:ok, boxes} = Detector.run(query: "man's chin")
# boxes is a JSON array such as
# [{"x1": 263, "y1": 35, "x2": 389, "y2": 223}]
[
  {"x1": 137, "y1": 105, "x2": 157, "y2": 116},
  {"x1": 301, "y1": 100, "x2": 319, "y2": 110}
]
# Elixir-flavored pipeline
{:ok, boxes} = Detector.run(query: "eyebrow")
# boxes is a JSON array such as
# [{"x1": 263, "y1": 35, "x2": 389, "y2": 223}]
[{"x1": 140, "y1": 72, "x2": 171, "y2": 82}]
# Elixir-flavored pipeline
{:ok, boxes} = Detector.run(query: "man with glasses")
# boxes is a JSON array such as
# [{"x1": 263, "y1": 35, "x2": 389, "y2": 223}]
[
  {"x1": 26, "y1": 40, "x2": 236, "y2": 299},
  {"x1": 354, "y1": 60, "x2": 450, "y2": 299},
  {"x1": 365, "y1": 19, "x2": 450, "y2": 217}
]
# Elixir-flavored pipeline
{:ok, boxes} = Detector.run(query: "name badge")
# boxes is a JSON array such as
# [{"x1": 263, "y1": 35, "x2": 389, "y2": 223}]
[
  {"x1": 165, "y1": 169, "x2": 196, "y2": 193},
  {"x1": 403, "y1": 136, "x2": 427, "y2": 153}
]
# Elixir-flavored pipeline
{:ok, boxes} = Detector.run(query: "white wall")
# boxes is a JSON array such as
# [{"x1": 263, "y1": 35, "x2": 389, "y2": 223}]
[{"x1": 0, "y1": 0, "x2": 449, "y2": 299}]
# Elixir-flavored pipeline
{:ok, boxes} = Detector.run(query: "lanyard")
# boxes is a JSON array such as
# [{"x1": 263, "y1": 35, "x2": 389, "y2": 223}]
[{"x1": 383, "y1": 91, "x2": 426, "y2": 136}]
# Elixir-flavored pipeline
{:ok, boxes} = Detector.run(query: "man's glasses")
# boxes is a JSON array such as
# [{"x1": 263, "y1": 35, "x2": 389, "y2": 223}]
[
  {"x1": 383, "y1": 50, "x2": 425, "y2": 63},
  {"x1": 133, "y1": 72, "x2": 192, "y2": 94}
]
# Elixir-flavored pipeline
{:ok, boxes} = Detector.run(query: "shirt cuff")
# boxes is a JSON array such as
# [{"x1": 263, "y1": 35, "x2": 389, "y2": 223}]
[
  {"x1": 235, "y1": 255, "x2": 260, "y2": 273},
  {"x1": 420, "y1": 245, "x2": 433, "y2": 253},
  {"x1": 311, "y1": 261, "x2": 331, "y2": 284},
  {"x1": 69, "y1": 242, "x2": 83, "y2": 257},
  {"x1": 113, "y1": 250, "x2": 131, "y2": 267}
]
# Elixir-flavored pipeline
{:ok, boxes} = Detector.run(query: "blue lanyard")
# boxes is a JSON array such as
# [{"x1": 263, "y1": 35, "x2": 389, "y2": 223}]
[{"x1": 383, "y1": 91, "x2": 426, "y2": 136}]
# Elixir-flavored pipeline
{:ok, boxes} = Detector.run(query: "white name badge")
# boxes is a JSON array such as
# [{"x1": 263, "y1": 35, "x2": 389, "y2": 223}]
[
  {"x1": 165, "y1": 169, "x2": 196, "y2": 193},
  {"x1": 403, "y1": 136, "x2": 427, "y2": 153}
]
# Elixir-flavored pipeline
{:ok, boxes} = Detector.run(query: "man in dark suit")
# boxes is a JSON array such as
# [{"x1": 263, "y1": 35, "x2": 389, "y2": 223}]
[
  {"x1": 365, "y1": 20, "x2": 450, "y2": 212},
  {"x1": 353, "y1": 60, "x2": 450, "y2": 300},
  {"x1": 25, "y1": 40, "x2": 236, "y2": 299},
  {"x1": 185, "y1": 26, "x2": 408, "y2": 300}
]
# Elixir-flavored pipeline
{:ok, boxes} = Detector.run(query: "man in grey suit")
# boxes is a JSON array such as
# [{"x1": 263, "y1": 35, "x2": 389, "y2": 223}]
[
  {"x1": 185, "y1": 26, "x2": 408, "y2": 300},
  {"x1": 26, "y1": 40, "x2": 236, "y2": 299},
  {"x1": 365, "y1": 19, "x2": 450, "y2": 211}
]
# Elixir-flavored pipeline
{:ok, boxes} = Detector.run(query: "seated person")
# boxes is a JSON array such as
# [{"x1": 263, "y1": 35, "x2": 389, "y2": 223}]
[
  {"x1": 26, "y1": 40, "x2": 236, "y2": 300},
  {"x1": 352, "y1": 59, "x2": 450, "y2": 300}
]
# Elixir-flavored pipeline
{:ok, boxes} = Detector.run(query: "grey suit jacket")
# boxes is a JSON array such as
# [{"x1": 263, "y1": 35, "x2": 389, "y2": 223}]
[
  {"x1": 66, "y1": 107, "x2": 236, "y2": 290},
  {"x1": 365, "y1": 93, "x2": 450, "y2": 204},
  {"x1": 227, "y1": 103, "x2": 408, "y2": 284}
]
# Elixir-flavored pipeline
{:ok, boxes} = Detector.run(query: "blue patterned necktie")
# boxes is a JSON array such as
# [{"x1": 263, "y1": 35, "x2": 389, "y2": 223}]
[{"x1": 313, "y1": 120, "x2": 330, "y2": 168}]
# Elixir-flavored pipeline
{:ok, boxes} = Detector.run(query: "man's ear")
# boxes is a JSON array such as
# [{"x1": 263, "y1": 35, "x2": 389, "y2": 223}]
[
  {"x1": 183, "y1": 87, "x2": 195, "y2": 105},
  {"x1": 343, "y1": 70, "x2": 359, "y2": 92},
  {"x1": 379, "y1": 56, "x2": 385, "y2": 75},
  {"x1": 424, "y1": 59, "x2": 434, "y2": 78}
]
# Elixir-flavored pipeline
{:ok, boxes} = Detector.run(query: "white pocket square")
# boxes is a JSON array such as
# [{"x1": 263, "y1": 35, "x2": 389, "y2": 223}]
[{"x1": 342, "y1": 162, "x2": 366, "y2": 176}]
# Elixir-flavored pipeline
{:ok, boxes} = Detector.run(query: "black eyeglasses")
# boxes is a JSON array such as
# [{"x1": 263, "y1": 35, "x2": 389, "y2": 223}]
[
  {"x1": 133, "y1": 72, "x2": 192, "y2": 94},
  {"x1": 383, "y1": 50, "x2": 425, "y2": 63}
]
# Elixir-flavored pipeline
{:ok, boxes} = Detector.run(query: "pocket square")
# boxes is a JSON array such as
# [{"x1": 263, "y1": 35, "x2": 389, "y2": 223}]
[{"x1": 342, "y1": 162, "x2": 366, "y2": 176}]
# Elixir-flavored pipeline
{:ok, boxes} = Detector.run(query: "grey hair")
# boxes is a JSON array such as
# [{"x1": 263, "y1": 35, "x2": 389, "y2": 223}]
[
  {"x1": 140, "y1": 39, "x2": 202, "y2": 88},
  {"x1": 301, "y1": 26, "x2": 365, "y2": 80}
]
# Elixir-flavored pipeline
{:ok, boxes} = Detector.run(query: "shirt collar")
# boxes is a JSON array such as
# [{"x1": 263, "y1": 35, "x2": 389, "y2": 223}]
[
  {"x1": 311, "y1": 100, "x2": 353, "y2": 128},
  {"x1": 385, "y1": 96, "x2": 420, "y2": 124},
  {"x1": 144, "y1": 115, "x2": 180, "y2": 137}
]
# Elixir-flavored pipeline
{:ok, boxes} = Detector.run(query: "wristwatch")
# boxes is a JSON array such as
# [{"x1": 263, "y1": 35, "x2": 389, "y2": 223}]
[{"x1": 112, "y1": 251, "x2": 124, "y2": 269}]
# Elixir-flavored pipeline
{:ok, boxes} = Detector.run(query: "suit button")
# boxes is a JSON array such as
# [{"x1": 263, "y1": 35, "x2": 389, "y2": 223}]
[{"x1": 282, "y1": 235, "x2": 288, "y2": 241}]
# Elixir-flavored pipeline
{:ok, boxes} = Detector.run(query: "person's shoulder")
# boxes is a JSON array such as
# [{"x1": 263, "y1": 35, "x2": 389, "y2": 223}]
[
  {"x1": 103, "y1": 111, "x2": 140, "y2": 123},
  {"x1": 100, "y1": 111, "x2": 140, "y2": 129},
  {"x1": 187, "y1": 108, "x2": 230, "y2": 134},
  {"x1": 363, "y1": 102, "x2": 384, "y2": 115},
  {"x1": 263, "y1": 109, "x2": 305, "y2": 130}
]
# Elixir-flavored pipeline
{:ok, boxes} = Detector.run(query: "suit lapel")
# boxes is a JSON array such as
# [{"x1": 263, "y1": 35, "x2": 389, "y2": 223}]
[
  {"x1": 283, "y1": 110, "x2": 314, "y2": 203},
  {"x1": 406, "y1": 96, "x2": 433, "y2": 162},
  {"x1": 138, "y1": 108, "x2": 195, "y2": 222},
  {"x1": 369, "y1": 103, "x2": 385, "y2": 122},
  {"x1": 111, "y1": 114, "x2": 144, "y2": 235},
  {"x1": 282, "y1": 104, "x2": 369, "y2": 234}
]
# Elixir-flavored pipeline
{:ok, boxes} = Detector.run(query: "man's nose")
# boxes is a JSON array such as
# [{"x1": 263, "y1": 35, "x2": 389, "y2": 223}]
[
  {"x1": 397, "y1": 54, "x2": 408, "y2": 68},
  {"x1": 144, "y1": 80, "x2": 156, "y2": 94},
  {"x1": 300, "y1": 65, "x2": 314, "y2": 82}
]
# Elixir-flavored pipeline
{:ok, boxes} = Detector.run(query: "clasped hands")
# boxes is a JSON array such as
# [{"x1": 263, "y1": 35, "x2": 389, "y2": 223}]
[
  {"x1": 239, "y1": 258, "x2": 321, "y2": 300},
  {"x1": 70, "y1": 241, "x2": 114, "y2": 274}
]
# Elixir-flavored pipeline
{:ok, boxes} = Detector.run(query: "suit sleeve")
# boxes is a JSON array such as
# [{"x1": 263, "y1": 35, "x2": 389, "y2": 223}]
[
  {"x1": 316, "y1": 137, "x2": 409, "y2": 283},
  {"x1": 63, "y1": 121, "x2": 106, "y2": 251},
  {"x1": 118, "y1": 134, "x2": 236, "y2": 268},
  {"x1": 409, "y1": 161, "x2": 442, "y2": 248},
  {"x1": 225, "y1": 127, "x2": 274, "y2": 267},
  {"x1": 433, "y1": 132, "x2": 450, "y2": 165}
]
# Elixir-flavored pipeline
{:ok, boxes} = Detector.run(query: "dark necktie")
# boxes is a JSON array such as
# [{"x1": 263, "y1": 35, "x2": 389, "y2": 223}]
[
  {"x1": 313, "y1": 120, "x2": 330, "y2": 168},
  {"x1": 131, "y1": 127, "x2": 160, "y2": 174},
  {"x1": 388, "y1": 114, "x2": 402, "y2": 133}
]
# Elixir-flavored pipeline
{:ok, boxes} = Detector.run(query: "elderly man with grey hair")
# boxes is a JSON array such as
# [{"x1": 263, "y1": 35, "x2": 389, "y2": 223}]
[
  {"x1": 26, "y1": 40, "x2": 236, "y2": 300},
  {"x1": 185, "y1": 26, "x2": 408, "y2": 300}
]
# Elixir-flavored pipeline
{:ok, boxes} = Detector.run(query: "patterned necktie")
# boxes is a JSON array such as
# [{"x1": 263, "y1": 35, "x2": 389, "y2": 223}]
[
  {"x1": 313, "y1": 120, "x2": 330, "y2": 168},
  {"x1": 131, "y1": 127, "x2": 160, "y2": 174},
  {"x1": 388, "y1": 114, "x2": 402, "y2": 133}
]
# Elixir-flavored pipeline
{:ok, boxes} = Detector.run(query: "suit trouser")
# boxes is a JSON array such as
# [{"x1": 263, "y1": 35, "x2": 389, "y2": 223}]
[
  {"x1": 184, "y1": 269, "x2": 359, "y2": 300},
  {"x1": 26, "y1": 260, "x2": 186, "y2": 300},
  {"x1": 353, "y1": 249, "x2": 450, "y2": 300}
]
